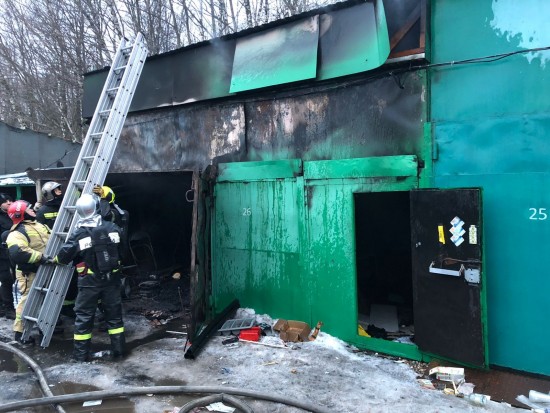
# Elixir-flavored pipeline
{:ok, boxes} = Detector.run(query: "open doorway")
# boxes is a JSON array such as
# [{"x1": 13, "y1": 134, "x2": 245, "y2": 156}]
[
  {"x1": 104, "y1": 171, "x2": 194, "y2": 312},
  {"x1": 354, "y1": 191, "x2": 415, "y2": 344}
]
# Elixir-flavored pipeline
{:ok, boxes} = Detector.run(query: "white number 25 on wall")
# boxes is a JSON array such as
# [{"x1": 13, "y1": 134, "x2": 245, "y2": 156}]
[{"x1": 529, "y1": 208, "x2": 547, "y2": 220}]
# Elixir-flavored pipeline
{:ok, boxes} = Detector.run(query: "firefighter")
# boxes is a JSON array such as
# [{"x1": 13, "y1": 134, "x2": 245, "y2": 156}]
[
  {"x1": 0, "y1": 193, "x2": 15, "y2": 320},
  {"x1": 36, "y1": 181, "x2": 63, "y2": 229},
  {"x1": 36, "y1": 181, "x2": 77, "y2": 318},
  {"x1": 5, "y1": 200, "x2": 53, "y2": 344},
  {"x1": 55, "y1": 194, "x2": 126, "y2": 362},
  {"x1": 93, "y1": 184, "x2": 129, "y2": 261}
]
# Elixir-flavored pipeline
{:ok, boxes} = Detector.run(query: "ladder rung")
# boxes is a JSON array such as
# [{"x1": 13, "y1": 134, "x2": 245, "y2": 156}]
[
  {"x1": 90, "y1": 132, "x2": 103, "y2": 140},
  {"x1": 82, "y1": 156, "x2": 95, "y2": 163},
  {"x1": 55, "y1": 231, "x2": 68, "y2": 238},
  {"x1": 113, "y1": 65, "x2": 127, "y2": 72},
  {"x1": 99, "y1": 110, "x2": 111, "y2": 118},
  {"x1": 106, "y1": 87, "x2": 118, "y2": 96},
  {"x1": 64, "y1": 205, "x2": 76, "y2": 212},
  {"x1": 24, "y1": 316, "x2": 39, "y2": 322}
]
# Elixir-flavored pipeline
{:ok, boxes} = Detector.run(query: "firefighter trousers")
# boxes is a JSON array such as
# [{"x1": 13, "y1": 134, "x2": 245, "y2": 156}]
[{"x1": 73, "y1": 275, "x2": 125, "y2": 361}]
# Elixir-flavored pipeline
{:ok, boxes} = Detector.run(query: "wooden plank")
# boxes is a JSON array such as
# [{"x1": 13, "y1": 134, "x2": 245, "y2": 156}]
[{"x1": 390, "y1": 3, "x2": 421, "y2": 51}]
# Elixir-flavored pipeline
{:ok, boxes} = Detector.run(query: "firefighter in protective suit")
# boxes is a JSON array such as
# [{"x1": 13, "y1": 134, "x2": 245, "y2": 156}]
[
  {"x1": 5, "y1": 200, "x2": 53, "y2": 344},
  {"x1": 36, "y1": 181, "x2": 63, "y2": 229},
  {"x1": 55, "y1": 194, "x2": 125, "y2": 362},
  {"x1": 36, "y1": 181, "x2": 78, "y2": 318}
]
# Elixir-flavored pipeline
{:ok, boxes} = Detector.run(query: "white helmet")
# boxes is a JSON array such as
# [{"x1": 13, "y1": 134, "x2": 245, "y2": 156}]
[
  {"x1": 75, "y1": 194, "x2": 100, "y2": 219},
  {"x1": 41, "y1": 181, "x2": 62, "y2": 202}
]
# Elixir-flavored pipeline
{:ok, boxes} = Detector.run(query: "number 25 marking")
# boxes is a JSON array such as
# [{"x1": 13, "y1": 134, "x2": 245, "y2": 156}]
[{"x1": 529, "y1": 208, "x2": 547, "y2": 220}]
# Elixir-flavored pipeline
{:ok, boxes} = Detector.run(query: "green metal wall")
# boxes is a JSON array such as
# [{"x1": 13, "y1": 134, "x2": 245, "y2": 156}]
[
  {"x1": 213, "y1": 156, "x2": 419, "y2": 353},
  {"x1": 212, "y1": 160, "x2": 309, "y2": 320},
  {"x1": 431, "y1": 0, "x2": 550, "y2": 375},
  {"x1": 211, "y1": 0, "x2": 549, "y2": 377}
]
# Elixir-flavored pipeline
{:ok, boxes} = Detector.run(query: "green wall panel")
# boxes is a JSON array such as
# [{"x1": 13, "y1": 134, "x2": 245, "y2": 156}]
[
  {"x1": 431, "y1": 1, "x2": 550, "y2": 122},
  {"x1": 218, "y1": 159, "x2": 302, "y2": 181},
  {"x1": 304, "y1": 155, "x2": 418, "y2": 179},
  {"x1": 213, "y1": 158, "x2": 418, "y2": 344},
  {"x1": 435, "y1": 116, "x2": 550, "y2": 175},
  {"x1": 305, "y1": 176, "x2": 418, "y2": 341},
  {"x1": 305, "y1": 182, "x2": 357, "y2": 337},
  {"x1": 432, "y1": 0, "x2": 550, "y2": 375},
  {"x1": 212, "y1": 176, "x2": 309, "y2": 320},
  {"x1": 318, "y1": 0, "x2": 389, "y2": 80},
  {"x1": 230, "y1": 16, "x2": 319, "y2": 93},
  {"x1": 434, "y1": 173, "x2": 550, "y2": 375}
]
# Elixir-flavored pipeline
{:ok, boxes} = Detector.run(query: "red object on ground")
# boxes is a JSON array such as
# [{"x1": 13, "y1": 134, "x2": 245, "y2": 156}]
[{"x1": 239, "y1": 327, "x2": 261, "y2": 341}]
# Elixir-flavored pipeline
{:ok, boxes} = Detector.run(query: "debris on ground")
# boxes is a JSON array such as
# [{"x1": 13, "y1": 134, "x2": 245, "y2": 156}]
[{"x1": 0, "y1": 307, "x2": 523, "y2": 412}]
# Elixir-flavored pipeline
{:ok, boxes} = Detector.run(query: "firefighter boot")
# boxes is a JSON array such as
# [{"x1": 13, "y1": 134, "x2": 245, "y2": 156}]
[
  {"x1": 110, "y1": 332, "x2": 126, "y2": 359},
  {"x1": 73, "y1": 339, "x2": 91, "y2": 362}
]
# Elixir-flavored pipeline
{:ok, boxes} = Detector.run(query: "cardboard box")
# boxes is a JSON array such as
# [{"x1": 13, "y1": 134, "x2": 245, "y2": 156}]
[
  {"x1": 429, "y1": 367, "x2": 465, "y2": 383},
  {"x1": 273, "y1": 319, "x2": 311, "y2": 342}
]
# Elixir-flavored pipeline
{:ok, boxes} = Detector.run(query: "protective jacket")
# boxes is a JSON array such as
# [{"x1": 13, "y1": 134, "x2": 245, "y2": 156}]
[
  {"x1": 6, "y1": 220, "x2": 50, "y2": 333},
  {"x1": 55, "y1": 216, "x2": 125, "y2": 362},
  {"x1": 36, "y1": 198, "x2": 62, "y2": 229},
  {"x1": 56, "y1": 220, "x2": 122, "y2": 278},
  {"x1": 6, "y1": 221, "x2": 50, "y2": 273}
]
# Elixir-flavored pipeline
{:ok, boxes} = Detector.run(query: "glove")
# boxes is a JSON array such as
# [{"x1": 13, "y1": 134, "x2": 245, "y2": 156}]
[
  {"x1": 33, "y1": 202, "x2": 42, "y2": 212},
  {"x1": 93, "y1": 185, "x2": 105, "y2": 198},
  {"x1": 39, "y1": 255, "x2": 55, "y2": 265}
]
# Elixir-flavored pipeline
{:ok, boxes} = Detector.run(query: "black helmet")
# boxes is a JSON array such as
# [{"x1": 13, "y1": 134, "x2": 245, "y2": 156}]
[
  {"x1": 0, "y1": 193, "x2": 13, "y2": 205},
  {"x1": 41, "y1": 181, "x2": 62, "y2": 202}
]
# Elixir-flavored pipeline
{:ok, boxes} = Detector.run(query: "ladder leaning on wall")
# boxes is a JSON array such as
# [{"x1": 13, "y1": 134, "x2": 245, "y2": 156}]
[{"x1": 21, "y1": 33, "x2": 148, "y2": 348}]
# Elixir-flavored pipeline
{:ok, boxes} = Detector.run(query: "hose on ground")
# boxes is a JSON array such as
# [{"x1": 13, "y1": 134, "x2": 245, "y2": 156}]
[
  {"x1": 0, "y1": 341, "x2": 67, "y2": 413},
  {"x1": 0, "y1": 385, "x2": 333, "y2": 413},
  {"x1": 178, "y1": 393, "x2": 254, "y2": 413}
]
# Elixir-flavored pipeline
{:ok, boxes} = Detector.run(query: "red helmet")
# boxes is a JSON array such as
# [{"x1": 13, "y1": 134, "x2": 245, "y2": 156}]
[{"x1": 8, "y1": 200, "x2": 30, "y2": 226}]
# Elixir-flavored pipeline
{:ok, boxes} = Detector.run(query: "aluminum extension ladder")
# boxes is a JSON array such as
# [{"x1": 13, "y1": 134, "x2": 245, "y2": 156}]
[{"x1": 21, "y1": 33, "x2": 148, "y2": 347}]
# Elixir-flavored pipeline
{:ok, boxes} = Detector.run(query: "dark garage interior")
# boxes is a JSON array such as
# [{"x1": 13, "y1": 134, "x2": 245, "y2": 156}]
[
  {"x1": 104, "y1": 171, "x2": 195, "y2": 280},
  {"x1": 354, "y1": 191, "x2": 414, "y2": 341}
]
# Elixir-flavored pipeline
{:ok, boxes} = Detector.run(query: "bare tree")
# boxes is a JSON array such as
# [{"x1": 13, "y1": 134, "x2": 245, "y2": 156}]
[{"x1": 0, "y1": 0, "x2": 335, "y2": 141}]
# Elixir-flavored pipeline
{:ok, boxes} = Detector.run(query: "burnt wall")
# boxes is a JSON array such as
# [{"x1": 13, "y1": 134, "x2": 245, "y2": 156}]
[{"x1": 111, "y1": 71, "x2": 425, "y2": 173}]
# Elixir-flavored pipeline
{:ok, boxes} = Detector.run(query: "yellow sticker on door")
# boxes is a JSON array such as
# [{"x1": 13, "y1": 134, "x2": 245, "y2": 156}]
[{"x1": 438, "y1": 225, "x2": 445, "y2": 244}]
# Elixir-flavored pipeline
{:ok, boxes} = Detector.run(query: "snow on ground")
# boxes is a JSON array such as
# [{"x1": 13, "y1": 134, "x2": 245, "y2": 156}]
[{"x1": 0, "y1": 308, "x2": 524, "y2": 413}]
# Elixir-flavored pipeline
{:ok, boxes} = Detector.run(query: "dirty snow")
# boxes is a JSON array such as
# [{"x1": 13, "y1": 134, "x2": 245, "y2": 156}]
[{"x1": 0, "y1": 308, "x2": 524, "y2": 413}]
